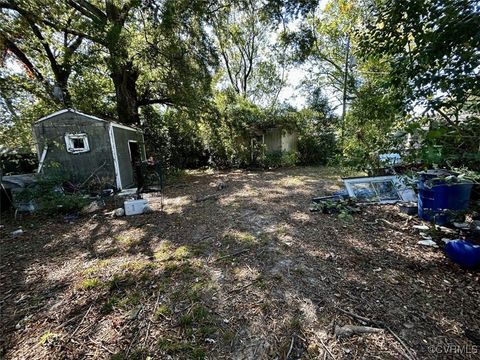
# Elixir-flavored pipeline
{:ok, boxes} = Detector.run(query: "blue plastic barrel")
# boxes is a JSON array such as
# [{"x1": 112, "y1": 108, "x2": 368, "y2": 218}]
[
  {"x1": 444, "y1": 240, "x2": 480, "y2": 269},
  {"x1": 417, "y1": 175, "x2": 473, "y2": 225}
]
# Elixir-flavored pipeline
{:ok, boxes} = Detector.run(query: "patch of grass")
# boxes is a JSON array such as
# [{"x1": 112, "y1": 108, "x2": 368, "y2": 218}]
[
  {"x1": 277, "y1": 176, "x2": 307, "y2": 187},
  {"x1": 101, "y1": 296, "x2": 117, "y2": 314},
  {"x1": 78, "y1": 278, "x2": 101, "y2": 290},
  {"x1": 223, "y1": 230, "x2": 257, "y2": 244},
  {"x1": 38, "y1": 331, "x2": 61, "y2": 345},
  {"x1": 157, "y1": 338, "x2": 206, "y2": 359},
  {"x1": 154, "y1": 241, "x2": 173, "y2": 261},
  {"x1": 289, "y1": 315, "x2": 303, "y2": 331},
  {"x1": 108, "y1": 273, "x2": 135, "y2": 292},
  {"x1": 198, "y1": 325, "x2": 216, "y2": 337},
  {"x1": 121, "y1": 260, "x2": 156, "y2": 272},
  {"x1": 222, "y1": 329, "x2": 235, "y2": 344},
  {"x1": 118, "y1": 292, "x2": 141, "y2": 308},
  {"x1": 129, "y1": 347, "x2": 149, "y2": 360},
  {"x1": 102, "y1": 291, "x2": 141, "y2": 313},
  {"x1": 110, "y1": 348, "x2": 148, "y2": 360},
  {"x1": 179, "y1": 314, "x2": 194, "y2": 327},
  {"x1": 257, "y1": 232, "x2": 270, "y2": 244},
  {"x1": 174, "y1": 246, "x2": 190, "y2": 260},
  {"x1": 260, "y1": 301, "x2": 271, "y2": 314},
  {"x1": 192, "y1": 305, "x2": 209, "y2": 321},
  {"x1": 276, "y1": 224, "x2": 289, "y2": 236},
  {"x1": 155, "y1": 242, "x2": 191, "y2": 262},
  {"x1": 81, "y1": 259, "x2": 111, "y2": 276},
  {"x1": 115, "y1": 234, "x2": 141, "y2": 247},
  {"x1": 272, "y1": 273, "x2": 283, "y2": 282},
  {"x1": 164, "y1": 262, "x2": 179, "y2": 276},
  {"x1": 154, "y1": 304, "x2": 170, "y2": 319},
  {"x1": 253, "y1": 276, "x2": 268, "y2": 290},
  {"x1": 178, "y1": 305, "x2": 212, "y2": 331}
]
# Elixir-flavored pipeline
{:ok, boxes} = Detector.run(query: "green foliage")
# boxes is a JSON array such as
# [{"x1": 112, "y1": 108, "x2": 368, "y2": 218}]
[
  {"x1": 296, "y1": 96, "x2": 338, "y2": 166},
  {"x1": 310, "y1": 198, "x2": 359, "y2": 220},
  {"x1": 361, "y1": 0, "x2": 479, "y2": 120},
  {"x1": 358, "y1": 0, "x2": 480, "y2": 172},
  {"x1": 340, "y1": 63, "x2": 405, "y2": 171},
  {"x1": 38, "y1": 331, "x2": 61, "y2": 346},
  {"x1": 142, "y1": 106, "x2": 209, "y2": 171},
  {"x1": 14, "y1": 173, "x2": 89, "y2": 215},
  {"x1": 402, "y1": 116, "x2": 480, "y2": 170},
  {"x1": 263, "y1": 150, "x2": 299, "y2": 168},
  {"x1": 78, "y1": 278, "x2": 101, "y2": 290}
]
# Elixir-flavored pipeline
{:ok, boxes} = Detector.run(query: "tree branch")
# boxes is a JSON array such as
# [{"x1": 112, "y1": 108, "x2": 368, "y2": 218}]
[
  {"x1": 67, "y1": 0, "x2": 107, "y2": 23},
  {"x1": 137, "y1": 97, "x2": 174, "y2": 107},
  {"x1": 0, "y1": 31, "x2": 45, "y2": 82}
]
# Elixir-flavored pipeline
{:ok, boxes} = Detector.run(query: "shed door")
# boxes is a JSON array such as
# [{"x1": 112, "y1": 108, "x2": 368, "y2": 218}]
[{"x1": 128, "y1": 141, "x2": 141, "y2": 165}]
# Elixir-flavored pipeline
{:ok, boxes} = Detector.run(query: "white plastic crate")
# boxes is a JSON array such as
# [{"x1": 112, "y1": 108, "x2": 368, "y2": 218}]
[{"x1": 124, "y1": 199, "x2": 148, "y2": 216}]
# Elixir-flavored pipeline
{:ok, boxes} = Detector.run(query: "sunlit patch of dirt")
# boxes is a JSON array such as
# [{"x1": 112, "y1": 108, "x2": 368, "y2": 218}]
[{"x1": 1, "y1": 166, "x2": 479, "y2": 359}]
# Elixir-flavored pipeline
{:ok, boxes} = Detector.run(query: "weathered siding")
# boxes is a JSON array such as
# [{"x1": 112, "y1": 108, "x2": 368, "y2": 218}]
[
  {"x1": 264, "y1": 128, "x2": 282, "y2": 153},
  {"x1": 112, "y1": 126, "x2": 145, "y2": 188},
  {"x1": 33, "y1": 113, "x2": 116, "y2": 184},
  {"x1": 281, "y1": 131, "x2": 298, "y2": 152}
]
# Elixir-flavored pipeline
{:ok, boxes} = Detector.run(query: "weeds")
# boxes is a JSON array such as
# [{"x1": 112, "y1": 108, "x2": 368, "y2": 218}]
[
  {"x1": 82, "y1": 259, "x2": 111, "y2": 275},
  {"x1": 154, "y1": 304, "x2": 170, "y2": 319},
  {"x1": 78, "y1": 278, "x2": 100, "y2": 290},
  {"x1": 224, "y1": 230, "x2": 257, "y2": 244},
  {"x1": 38, "y1": 331, "x2": 61, "y2": 345},
  {"x1": 174, "y1": 246, "x2": 190, "y2": 260},
  {"x1": 115, "y1": 235, "x2": 141, "y2": 247},
  {"x1": 157, "y1": 338, "x2": 206, "y2": 359}
]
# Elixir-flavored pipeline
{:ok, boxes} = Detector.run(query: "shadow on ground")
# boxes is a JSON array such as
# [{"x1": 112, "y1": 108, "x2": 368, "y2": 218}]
[{"x1": 1, "y1": 167, "x2": 479, "y2": 359}]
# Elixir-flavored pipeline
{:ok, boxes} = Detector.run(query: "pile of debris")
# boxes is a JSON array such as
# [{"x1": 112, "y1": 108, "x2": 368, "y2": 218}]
[{"x1": 310, "y1": 171, "x2": 480, "y2": 270}]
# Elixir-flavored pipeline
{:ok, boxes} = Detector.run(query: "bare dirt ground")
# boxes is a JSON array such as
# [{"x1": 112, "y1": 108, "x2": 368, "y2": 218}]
[{"x1": 1, "y1": 166, "x2": 479, "y2": 360}]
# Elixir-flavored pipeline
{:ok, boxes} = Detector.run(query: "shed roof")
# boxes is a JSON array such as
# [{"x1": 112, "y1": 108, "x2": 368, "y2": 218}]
[{"x1": 35, "y1": 109, "x2": 141, "y2": 132}]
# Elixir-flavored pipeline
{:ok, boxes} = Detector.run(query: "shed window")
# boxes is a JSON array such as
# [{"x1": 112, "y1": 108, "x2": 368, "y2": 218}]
[{"x1": 65, "y1": 133, "x2": 90, "y2": 154}]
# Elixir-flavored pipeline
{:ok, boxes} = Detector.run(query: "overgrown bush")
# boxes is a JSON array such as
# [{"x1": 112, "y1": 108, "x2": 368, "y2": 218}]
[
  {"x1": 141, "y1": 107, "x2": 210, "y2": 180},
  {"x1": 14, "y1": 174, "x2": 89, "y2": 214},
  {"x1": 262, "y1": 150, "x2": 299, "y2": 168},
  {"x1": 298, "y1": 132, "x2": 336, "y2": 165},
  {"x1": 402, "y1": 117, "x2": 480, "y2": 171}
]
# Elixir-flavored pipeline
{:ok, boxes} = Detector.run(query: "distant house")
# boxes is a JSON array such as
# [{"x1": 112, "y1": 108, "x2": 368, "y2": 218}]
[
  {"x1": 32, "y1": 109, "x2": 145, "y2": 190},
  {"x1": 250, "y1": 126, "x2": 298, "y2": 162}
]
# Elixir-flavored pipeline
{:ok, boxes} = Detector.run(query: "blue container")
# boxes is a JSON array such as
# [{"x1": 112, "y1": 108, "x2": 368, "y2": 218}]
[
  {"x1": 444, "y1": 240, "x2": 480, "y2": 269},
  {"x1": 417, "y1": 173, "x2": 473, "y2": 225}
]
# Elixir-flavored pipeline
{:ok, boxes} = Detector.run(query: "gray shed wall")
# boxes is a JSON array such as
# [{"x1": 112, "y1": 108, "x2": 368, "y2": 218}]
[
  {"x1": 112, "y1": 126, "x2": 145, "y2": 188},
  {"x1": 33, "y1": 113, "x2": 116, "y2": 185},
  {"x1": 281, "y1": 132, "x2": 298, "y2": 152},
  {"x1": 264, "y1": 128, "x2": 283, "y2": 153}
]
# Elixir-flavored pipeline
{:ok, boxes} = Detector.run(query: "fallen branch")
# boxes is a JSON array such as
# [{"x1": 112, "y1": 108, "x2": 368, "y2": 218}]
[
  {"x1": 143, "y1": 291, "x2": 161, "y2": 348},
  {"x1": 375, "y1": 218, "x2": 402, "y2": 231},
  {"x1": 125, "y1": 306, "x2": 144, "y2": 358},
  {"x1": 335, "y1": 308, "x2": 417, "y2": 360},
  {"x1": 53, "y1": 312, "x2": 83, "y2": 331},
  {"x1": 228, "y1": 279, "x2": 259, "y2": 294},
  {"x1": 318, "y1": 337, "x2": 335, "y2": 359},
  {"x1": 335, "y1": 307, "x2": 372, "y2": 325},
  {"x1": 335, "y1": 324, "x2": 383, "y2": 337},
  {"x1": 70, "y1": 303, "x2": 93, "y2": 337},
  {"x1": 286, "y1": 336, "x2": 295, "y2": 359},
  {"x1": 88, "y1": 336, "x2": 115, "y2": 354},
  {"x1": 386, "y1": 326, "x2": 417, "y2": 360},
  {"x1": 79, "y1": 160, "x2": 107, "y2": 188}
]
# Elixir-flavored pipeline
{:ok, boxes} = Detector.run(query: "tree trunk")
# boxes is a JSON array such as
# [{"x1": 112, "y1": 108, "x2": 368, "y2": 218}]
[
  {"x1": 110, "y1": 60, "x2": 140, "y2": 125},
  {"x1": 54, "y1": 68, "x2": 72, "y2": 107}
]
